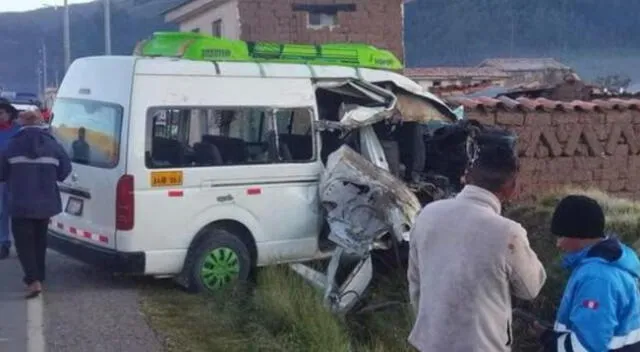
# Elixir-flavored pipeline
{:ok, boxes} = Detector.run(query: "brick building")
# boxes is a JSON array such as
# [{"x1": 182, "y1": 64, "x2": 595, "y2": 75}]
[{"x1": 164, "y1": 0, "x2": 406, "y2": 62}]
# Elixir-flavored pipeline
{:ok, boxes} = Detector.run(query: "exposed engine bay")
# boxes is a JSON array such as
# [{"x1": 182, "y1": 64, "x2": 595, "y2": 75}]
[{"x1": 291, "y1": 79, "x2": 518, "y2": 314}]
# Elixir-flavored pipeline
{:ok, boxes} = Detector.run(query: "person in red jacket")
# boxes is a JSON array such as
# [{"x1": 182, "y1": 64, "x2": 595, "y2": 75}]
[
  {"x1": 0, "y1": 98, "x2": 20, "y2": 260},
  {"x1": 40, "y1": 108, "x2": 51, "y2": 123}
]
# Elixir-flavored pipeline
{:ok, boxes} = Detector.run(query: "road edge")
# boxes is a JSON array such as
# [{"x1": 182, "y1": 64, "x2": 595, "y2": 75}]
[{"x1": 26, "y1": 295, "x2": 45, "y2": 352}]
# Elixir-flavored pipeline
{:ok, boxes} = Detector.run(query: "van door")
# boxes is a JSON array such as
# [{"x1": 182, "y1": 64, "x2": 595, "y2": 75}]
[
  {"x1": 49, "y1": 97, "x2": 125, "y2": 250},
  {"x1": 138, "y1": 104, "x2": 323, "y2": 262}
]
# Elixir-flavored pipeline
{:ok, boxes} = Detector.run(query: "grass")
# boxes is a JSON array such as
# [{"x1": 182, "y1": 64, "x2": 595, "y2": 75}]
[
  {"x1": 140, "y1": 261, "x2": 413, "y2": 352},
  {"x1": 139, "y1": 187, "x2": 640, "y2": 352}
]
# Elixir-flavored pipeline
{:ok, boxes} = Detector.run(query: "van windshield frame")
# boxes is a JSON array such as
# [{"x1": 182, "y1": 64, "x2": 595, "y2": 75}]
[{"x1": 50, "y1": 97, "x2": 124, "y2": 170}]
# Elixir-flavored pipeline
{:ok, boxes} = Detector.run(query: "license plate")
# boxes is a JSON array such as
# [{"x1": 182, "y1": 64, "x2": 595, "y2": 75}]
[
  {"x1": 65, "y1": 197, "x2": 84, "y2": 216},
  {"x1": 150, "y1": 171, "x2": 183, "y2": 187}
]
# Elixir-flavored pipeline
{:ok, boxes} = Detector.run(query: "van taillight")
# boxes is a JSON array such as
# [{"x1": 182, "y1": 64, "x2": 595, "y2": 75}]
[{"x1": 116, "y1": 174, "x2": 134, "y2": 231}]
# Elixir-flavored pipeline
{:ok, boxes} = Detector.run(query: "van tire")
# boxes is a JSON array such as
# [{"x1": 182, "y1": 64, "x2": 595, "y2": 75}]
[{"x1": 186, "y1": 229, "x2": 252, "y2": 293}]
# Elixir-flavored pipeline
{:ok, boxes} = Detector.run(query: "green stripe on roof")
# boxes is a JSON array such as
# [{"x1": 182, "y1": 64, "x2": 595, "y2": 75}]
[{"x1": 136, "y1": 31, "x2": 403, "y2": 71}]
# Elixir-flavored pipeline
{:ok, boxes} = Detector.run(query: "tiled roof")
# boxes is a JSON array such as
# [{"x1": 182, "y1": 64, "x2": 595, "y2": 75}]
[
  {"x1": 445, "y1": 96, "x2": 640, "y2": 112},
  {"x1": 478, "y1": 58, "x2": 571, "y2": 72},
  {"x1": 404, "y1": 67, "x2": 509, "y2": 78}
]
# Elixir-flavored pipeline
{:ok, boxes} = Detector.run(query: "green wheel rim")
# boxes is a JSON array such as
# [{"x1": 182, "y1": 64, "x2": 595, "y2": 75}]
[{"x1": 200, "y1": 247, "x2": 241, "y2": 290}]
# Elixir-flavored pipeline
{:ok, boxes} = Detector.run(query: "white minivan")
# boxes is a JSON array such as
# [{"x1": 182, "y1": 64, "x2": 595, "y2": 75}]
[{"x1": 47, "y1": 55, "x2": 456, "y2": 292}]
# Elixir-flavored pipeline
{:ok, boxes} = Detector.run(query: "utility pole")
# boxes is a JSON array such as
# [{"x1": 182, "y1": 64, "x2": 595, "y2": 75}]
[
  {"x1": 36, "y1": 65, "x2": 42, "y2": 101},
  {"x1": 509, "y1": 0, "x2": 515, "y2": 57},
  {"x1": 63, "y1": 0, "x2": 71, "y2": 71},
  {"x1": 104, "y1": 0, "x2": 112, "y2": 55},
  {"x1": 42, "y1": 41, "x2": 48, "y2": 93}
]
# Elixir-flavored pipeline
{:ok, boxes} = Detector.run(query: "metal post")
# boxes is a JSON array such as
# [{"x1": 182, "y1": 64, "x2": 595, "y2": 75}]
[
  {"x1": 42, "y1": 41, "x2": 48, "y2": 93},
  {"x1": 36, "y1": 65, "x2": 42, "y2": 101},
  {"x1": 104, "y1": 0, "x2": 112, "y2": 55},
  {"x1": 63, "y1": 0, "x2": 71, "y2": 70}
]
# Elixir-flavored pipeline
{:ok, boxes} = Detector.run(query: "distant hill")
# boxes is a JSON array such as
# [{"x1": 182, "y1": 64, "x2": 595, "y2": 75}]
[
  {"x1": 404, "y1": 0, "x2": 640, "y2": 83},
  {"x1": 1, "y1": 0, "x2": 639, "y2": 93},
  {"x1": 0, "y1": 0, "x2": 181, "y2": 92}
]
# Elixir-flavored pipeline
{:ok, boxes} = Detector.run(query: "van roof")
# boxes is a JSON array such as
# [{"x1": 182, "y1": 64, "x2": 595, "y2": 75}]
[{"x1": 70, "y1": 55, "x2": 456, "y2": 120}]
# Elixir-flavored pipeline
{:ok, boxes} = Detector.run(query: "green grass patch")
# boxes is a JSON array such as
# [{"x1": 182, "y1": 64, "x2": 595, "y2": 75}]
[
  {"x1": 140, "y1": 187, "x2": 640, "y2": 352},
  {"x1": 140, "y1": 265, "x2": 413, "y2": 352}
]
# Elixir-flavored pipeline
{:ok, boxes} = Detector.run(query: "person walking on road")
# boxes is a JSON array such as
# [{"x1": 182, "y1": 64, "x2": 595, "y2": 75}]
[
  {"x1": 0, "y1": 98, "x2": 20, "y2": 260},
  {"x1": 531, "y1": 195, "x2": 640, "y2": 351},
  {"x1": 0, "y1": 110, "x2": 72, "y2": 298},
  {"x1": 407, "y1": 133, "x2": 547, "y2": 352}
]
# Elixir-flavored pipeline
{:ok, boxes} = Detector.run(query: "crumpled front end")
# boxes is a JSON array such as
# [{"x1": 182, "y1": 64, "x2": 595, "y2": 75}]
[
  {"x1": 320, "y1": 145, "x2": 421, "y2": 256},
  {"x1": 290, "y1": 144, "x2": 421, "y2": 314}
]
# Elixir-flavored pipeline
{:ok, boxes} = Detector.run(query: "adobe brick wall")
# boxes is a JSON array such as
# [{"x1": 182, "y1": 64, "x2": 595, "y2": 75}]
[
  {"x1": 465, "y1": 108, "x2": 640, "y2": 200},
  {"x1": 237, "y1": 0, "x2": 405, "y2": 62}
]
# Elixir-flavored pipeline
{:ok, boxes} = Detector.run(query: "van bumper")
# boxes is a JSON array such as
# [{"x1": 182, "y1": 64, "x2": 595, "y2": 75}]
[{"x1": 48, "y1": 230, "x2": 145, "y2": 274}]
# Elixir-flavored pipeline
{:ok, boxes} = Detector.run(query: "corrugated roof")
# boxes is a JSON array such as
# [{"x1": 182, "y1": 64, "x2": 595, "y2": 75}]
[
  {"x1": 404, "y1": 67, "x2": 509, "y2": 78},
  {"x1": 478, "y1": 58, "x2": 571, "y2": 72},
  {"x1": 428, "y1": 82, "x2": 497, "y2": 96},
  {"x1": 445, "y1": 96, "x2": 640, "y2": 112}
]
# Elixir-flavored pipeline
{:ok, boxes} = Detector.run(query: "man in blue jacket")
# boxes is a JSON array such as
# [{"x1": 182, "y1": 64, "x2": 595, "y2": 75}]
[
  {"x1": 1, "y1": 110, "x2": 71, "y2": 298},
  {"x1": 535, "y1": 195, "x2": 640, "y2": 351},
  {"x1": 0, "y1": 98, "x2": 21, "y2": 259}
]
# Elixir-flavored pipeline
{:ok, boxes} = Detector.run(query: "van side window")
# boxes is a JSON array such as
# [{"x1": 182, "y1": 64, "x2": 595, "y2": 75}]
[{"x1": 145, "y1": 107, "x2": 315, "y2": 169}]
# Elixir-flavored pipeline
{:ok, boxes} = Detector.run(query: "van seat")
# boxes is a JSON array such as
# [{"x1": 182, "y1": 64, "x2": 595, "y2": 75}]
[
  {"x1": 278, "y1": 134, "x2": 313, "y2": 161},
  {"x1": 193, "y1": 142, "x2": 223, "y2": 166},
  {"x1": 201, "y1": 135, "x2": 247, "y2": 164},
  {"x1": 397, "y1": 123, "x2": 426, "y2": 181},
  {"x1": 320, "y1": 131, "x2": 343, "y2": 165},
  {"x1": 152, "y1": 137, "x2": 186, "y2": 167}
]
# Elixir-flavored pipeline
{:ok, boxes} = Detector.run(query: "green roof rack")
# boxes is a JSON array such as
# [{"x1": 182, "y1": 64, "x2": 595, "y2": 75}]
[{"x1": 134, "y1": 31, "x2": 403, "y2": 71}]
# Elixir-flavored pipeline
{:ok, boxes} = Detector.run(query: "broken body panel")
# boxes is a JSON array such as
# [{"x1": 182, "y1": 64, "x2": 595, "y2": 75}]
[
  {"x1": 295, "y1": 75, "x2": 518, "y2": 313},
  {"x1": 292, "y1": 79, "x2": 468, "y2": 313}
]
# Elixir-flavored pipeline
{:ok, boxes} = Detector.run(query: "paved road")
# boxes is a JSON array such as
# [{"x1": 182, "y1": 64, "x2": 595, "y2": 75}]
[
  {"x1": 0, "y1": 250, "x2": 166, "y2": 352},
  {"x1": 0, "y1": 252, "x2": 28, "y2": 351}
]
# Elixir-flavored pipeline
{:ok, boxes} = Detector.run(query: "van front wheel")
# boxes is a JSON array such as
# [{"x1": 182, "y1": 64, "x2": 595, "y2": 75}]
[{"x1": 188, "y1": 229, "x2": 251, "y2": 293}]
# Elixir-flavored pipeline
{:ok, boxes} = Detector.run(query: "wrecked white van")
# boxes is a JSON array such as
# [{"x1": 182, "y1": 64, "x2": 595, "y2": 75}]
[{"x1": 47, "y1": 33, "x2": 477, "y2": 311}]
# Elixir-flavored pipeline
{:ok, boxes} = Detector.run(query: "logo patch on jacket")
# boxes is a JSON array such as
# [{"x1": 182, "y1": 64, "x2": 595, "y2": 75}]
[{"x1": 582, "y1": 299, "x2": 599, "y2": 310}]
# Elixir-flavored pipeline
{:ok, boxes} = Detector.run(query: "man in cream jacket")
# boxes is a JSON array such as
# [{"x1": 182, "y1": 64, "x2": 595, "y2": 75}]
[{"x1": 407, "y1": 136, "x2": 547, "y2": 352}]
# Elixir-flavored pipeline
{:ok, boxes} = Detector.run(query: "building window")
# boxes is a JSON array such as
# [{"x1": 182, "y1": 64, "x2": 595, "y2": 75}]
[
  {"x1": 292, "y1": 3, "x2": 356, "y2": 29},
  {"x1": 308, "y1": 12, "x2": 337, "y2": 27},
  {"x1": 212, "y1": 19, "x2": 222, "y2": 37}
]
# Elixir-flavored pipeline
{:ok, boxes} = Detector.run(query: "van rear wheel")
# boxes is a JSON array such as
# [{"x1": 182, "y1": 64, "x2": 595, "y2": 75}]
[{"x1": 188, "y1": 229, "x2": 251, "y2": 293}]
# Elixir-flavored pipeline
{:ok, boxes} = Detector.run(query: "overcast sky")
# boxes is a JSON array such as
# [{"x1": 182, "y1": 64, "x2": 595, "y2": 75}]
[{"x1": 1, "y1": 0, "x2": 95, "y2": 13}]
